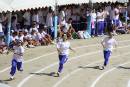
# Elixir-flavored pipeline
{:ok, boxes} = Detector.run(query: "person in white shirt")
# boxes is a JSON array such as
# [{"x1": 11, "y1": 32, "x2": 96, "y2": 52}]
[
  {"x1": 115, "y1": 17, "x2": 127, "y2": 33},
  {"x1": 76, "y1": 4, "x2": 81, "y2": 31},
  {"x1": 15, "y1": 23, "x2": 22, "y2": 33},
  {"x1": 97, "y1": 6, "x2": 104, "y2": 37},
  {"x1": 90, "y1": 9, "x2": 96, "y2": 38},
  {"x1": 11, "y1": 16, "x2": 16, "y2": 30},
  {"x1": 65, "y1": 18, "x2": 75, "y2": 39},
  {"x1": 113, "y1": 3, "x2": 121, "y2": 35},
  {"x1": 7, "y1": 40, "x2": 24, "y2": 80},
  {"x1": 109, "y1": 3, "x2": 115, "y2": 26},
  {"x1": 29, "y1": 22, "x2": 38, "y2": 34},
  {"x1": 17, "y1": 31, "x2": 28, "y2": 48},
  {"x1": 32, "y1": 9, "x2": 41, "y2": 29},
  {"x1": 0, "y1": 35, "x2": 7, "y2": 53},
  {"x1": 59, "y1": 6, "x2": 66, "y2": 25},
  {"x1": 57, "y1": 34, "x2": 76, "y2": 76},
  {"x1": 46, "y1": 9, "x2": 54, "y2": 35},
  {"x1": 38, "y1": 7, "x2": 44, "y2": 28},
  {"x1": 65, "y1": 5, "x2": 72, "y2": 22},
  {"x1": 12, "y1": 11, "x2": 18, "y2": 30},
  {"x1": 71, "y1": 4, "x2": 78, "y2": 32},
  {"x1": 21, "y1": 25, "x2": 28, "y2": 33},
  {"x1": 2, "y1": 12, "x2": 7, "y2": 31},
  {"x1": 101, "y1": 32, "x2": 117, "y2": 69},
  {"x1": 10, "y1": 32, "x2": 18, "y2": 48},
  {"x1": 36, "y1": 28, "x2": 47, "y2": 45},
  {"x1": 80, "y1": 4, "x2": 86, "y2": 30},
  {"x1": 22, "y1": 9, "x2": 31, "y2": 30}
]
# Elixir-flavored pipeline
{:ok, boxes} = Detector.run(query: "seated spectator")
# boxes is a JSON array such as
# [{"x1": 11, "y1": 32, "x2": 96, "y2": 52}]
[
  {"x1": 21, "y1": 25, "x2": 28, "y2": 33},
  {"x1": 115, "y1": 18, "x2": 127, "y2": 33},
  {"x1": 0, "y1": 35, "x2": 7, "y2": 53},
  {"x1": 10, "y1": 32, "x2": 18, "y2": 48},
  {"x1": 30, "y1": 29, "x2": 41, "y2": 46},
  {"x1": 15, "y1": 23, "x2": 22, "y2": 33},
  {"x1": 126, "y1": 20, "x2": 130, "y2": 34},
  {"x1": 36, "y1": 28, "x2": 48, "y2": 45},
  {"x1": 65, "y1": 18, "x2": 75, "y2": 39},
  {"x1": 29, "y1": 22, "x2": 38, "y2": 34},
  {"x1": 17, "y1": 31, "x2": 28, "y2": 49},
  {"x1": 42, "y1": 26, "x2": 54, "y2": 44}
]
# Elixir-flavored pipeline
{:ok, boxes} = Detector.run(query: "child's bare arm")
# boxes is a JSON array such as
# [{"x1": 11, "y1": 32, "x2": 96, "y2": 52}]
[
  {"x1": 7, "y1": 48, "x2": 13, "y2": 54},
  {"x1": 69, "y1": 47, "x2": 76, "y2": 53}
]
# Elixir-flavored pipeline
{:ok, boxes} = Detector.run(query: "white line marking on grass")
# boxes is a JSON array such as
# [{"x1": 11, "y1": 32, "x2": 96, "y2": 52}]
[
  {"x1": 127, "y1": 80, "x2": 130, "y2": 87},
  {"x1": 0, "y1": 40, "x2": 130, "y2": 73},
  {"x1": 91, "y1": 61, "x2": 130, "y2": 87},
  {"x1": 17, "y1": 45, "x2": 130, "y2": 87},
  {"x1": 53, "y1": 52, "x2": 130, "y2": 87}
]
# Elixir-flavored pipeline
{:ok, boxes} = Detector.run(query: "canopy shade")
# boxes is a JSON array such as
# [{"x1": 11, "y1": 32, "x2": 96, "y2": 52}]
[{"x1": 0, "y1": 0, "x2": 129, "y2": 12}]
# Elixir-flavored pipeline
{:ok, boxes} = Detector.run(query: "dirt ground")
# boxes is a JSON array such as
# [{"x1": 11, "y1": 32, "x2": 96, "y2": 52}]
[{"x1": 0, "y1": 34, "x2": 130, "y2": 87}]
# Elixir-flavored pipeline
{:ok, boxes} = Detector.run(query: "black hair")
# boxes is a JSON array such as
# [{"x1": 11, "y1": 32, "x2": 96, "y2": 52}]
[
  {"x1": 98, "y1": 6, "x2": 103, "y2": 12},
  {"x1": 111, "y1": 3, "x2": 115, "y2": 6},
  {"x1": 39, "y1": 27, "x2": 44, "y2": 30},
  {"x1": 13, "y1": 31, "x2": 17, "y2": 35},
  {"x1": 19, "y1": 31, "x2": 23, "y2": 33},
  {"x1": 68, "y1": 18, "x2": 72, "y2": 21},
  {"x1": 49, "y1": 8, "x2": 52, "y2": 12},
  {"x1": 11, "y1": 16, "x2": 16, "y2": 20}
]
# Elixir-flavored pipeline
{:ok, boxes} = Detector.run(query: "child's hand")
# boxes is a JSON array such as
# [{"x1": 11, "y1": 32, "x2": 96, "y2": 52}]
[
  {"x1": 115, "y1": 49, "x2": 117, "y2": 52},
  {"x1": 74, "y1": 51, "x2": 76, "y2": 53},
  {"x1": 103, "y1": 45, "x2": 106, "y2": 48},
  {"x1": 7, "y1": 51, "x2": 9, "y2": 55},
  {"x1": 60, "y1": 52, "x2": 62, "y2": 54},
  {"x1": 14, "y1": 52, "x2": 17, "y2": 54}
]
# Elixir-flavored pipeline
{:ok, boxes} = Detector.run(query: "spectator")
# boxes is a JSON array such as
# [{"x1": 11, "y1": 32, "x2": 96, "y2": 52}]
[
  {"x1": 59, "y1": 6, "x2": 66, "y2": 25},
  {"x1": 15, "y1": 23, "x2": 22, "y2": 33},
  {"x1": 0, "y1": 34, "x2": 7, "y2": 53}
]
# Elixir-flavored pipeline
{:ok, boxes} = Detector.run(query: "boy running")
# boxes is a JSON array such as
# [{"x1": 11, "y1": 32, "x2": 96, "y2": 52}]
[
  {"x1": 7, "y1": 40, "x2": 24, "y2": 80},
  {"x1": 57, "y1": 34, "x2": 76, "y2": 76},
  {"x1": 101, "y1": 32, "x2": 117, "y2": 69}
]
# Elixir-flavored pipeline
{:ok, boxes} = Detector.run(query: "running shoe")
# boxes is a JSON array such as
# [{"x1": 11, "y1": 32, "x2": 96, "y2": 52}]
[{"x1": 57, "y1": 72, "x2": 60, "y2": 77}]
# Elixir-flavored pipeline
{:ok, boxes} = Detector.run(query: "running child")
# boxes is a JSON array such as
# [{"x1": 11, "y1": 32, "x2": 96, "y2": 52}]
[
  {"x1": 101, "y1": 32, "x2": 117, "y2": 69},
  {"x1": 7, "y1": 40, "x2": 24, "y2": 80},
  {"x1": 57, "y1": 34, "x2": 76, "y2": 76}
]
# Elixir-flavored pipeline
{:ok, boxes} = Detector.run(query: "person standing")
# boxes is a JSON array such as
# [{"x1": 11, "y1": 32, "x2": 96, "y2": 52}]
[
  {"x1": 57, "y1": 34, "x2": 76, "y2": 76},
  {"x1": 101, "y1": 32, "x2": 117, "y2": 69}
]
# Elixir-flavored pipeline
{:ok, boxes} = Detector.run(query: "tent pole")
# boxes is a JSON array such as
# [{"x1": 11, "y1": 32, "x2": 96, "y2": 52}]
[
  {"x1": 54, "y1": 1, "x2": 58, "y2": 43},
  {"x1": 7, "y1": 12, "x2": 11, "y2": 49},
  {"x1": 125, "y1": 3, "x2": 127, "y2": 34}
]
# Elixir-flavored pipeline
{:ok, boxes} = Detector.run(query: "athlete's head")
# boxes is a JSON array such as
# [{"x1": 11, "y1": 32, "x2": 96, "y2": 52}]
[
  {"x1": 17, "y1": 40, "x2": 22, "y2": 47},
  {"x1": 62, "y1": 33, "x2": 67, "y2": 41},
  {"x1": 109, "y1": 32, "x2": 114, "y2": 39}
]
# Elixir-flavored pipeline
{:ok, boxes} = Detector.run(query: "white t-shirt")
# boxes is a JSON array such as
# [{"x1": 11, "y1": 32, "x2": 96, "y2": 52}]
[
  {"x1": 12, "y1": 14, "x2": 17, "y2": 29},
  {"x1": 30, "y1": 33, "x2": 36, "y2": 40},
  {"x1": 1, "y1": 16, "x2": 7, "y2": 29},
  {"x1": 13, "y1": 46, "x2": 24, "y2": 62},
  {"x1": 32, "y1": 14, "x2": 39, "y2": 28},
  {"x1": 65, "y1": 9, "x2": 71, "y2": 21},
  {"x1": 0, "y1": 19, "x2": 3, "y2": 32},
  {"x1": 91, "y1": 13, "x2": 96, "y2": 22},
  {"x1": 110, "y1": 9, "x2": 115, "y2": 20},
  {"x1": 114, "y1": 8, "x2": 119, "y2": 20},
  {"x1": 65, "y1": 23, "x2": 71, "y2": 32},
  {"x1": 17, "y1": 36, "x2": 24, "y2": 42},
  {"x1": 97, "y1": 12, "x2": 104, "y2": 22},
  {"x1": 0, "y1": 38, "x2": 6, "y2": 45},
  {"x1": 57, "y1": 41, "x2": 70, "y2": 56},
  {"x1": 10, "y1": 36, "x2": 18, "y2": 44},
  {"x1": 71, "y1": 9, "x2": 77, "y2": 21},
  {"x1": 21, "y1": 28, "x2": 28, "y2": 33},
  {"x1": 59, "y1": 11, "x2": 66, "y2": 25},
  {"x1": 76, "y1": 8, "x2": 80, "y2": 21},
  {"x1": 23, "y1": 12, "x2": 31, "y2": 25},
  {"x1": 121, "y1": 8, "x2": 127, "y2": 17},
  {"x1": 15, "y1": 28, "x2": 22, "y2": 33},
  {"x1": 46, "y1": 13, "x2": 53, "y2": 27},
  {"x1": 102, "y1": 37, "x2": 117, "y2": 51},
  {"x1": 43, "y1": 31, "x2": 47, "y2": 37},
  {"x1": 38, "y1": 11, "x2": 44, "y2": 23},
  {"x1": 80, "y1": 5, "x2": 85, "y2": 17},
  {"x1": 29, "y1": 27, "x2": 38, "y2": 34},
  {"x1": 36, "y1": 32, "x2": 43, "y2": 41}
]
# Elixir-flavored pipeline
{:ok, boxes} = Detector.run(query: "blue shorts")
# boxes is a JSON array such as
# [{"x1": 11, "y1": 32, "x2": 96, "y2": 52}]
[
  {"x1": 113, "y1": 20, "x2": 120, "y2": 27},
  {"x1": 104, "y1": 17, "x2": 110, "y2": 26},
  {"x1": 116, "y1": 27, "x2": 124, "y2": 31}
]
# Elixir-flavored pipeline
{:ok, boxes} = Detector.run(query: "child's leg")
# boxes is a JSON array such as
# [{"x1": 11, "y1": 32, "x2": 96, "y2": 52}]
[
  {"x1": 58, "y1": 55, "x2": 67, "y2": 73},
  {"x1": 0, "y1": 49, "x2": 2, "y2": 53},
  {"x1": 3, "y1": 47, "x2": 7, "y2": 51},
  {"x1": 10, "y1": 59, "x2": 17, "y2": 76},
  {"x1": 103, "y1": 51, "x2": 111, "y2": 67},
  {"x1": 23, "y1": 41, "x2": 28, "y2": 47},
  {"x1": 17, "y1": 62, "x2": 23, "y2": 71}
]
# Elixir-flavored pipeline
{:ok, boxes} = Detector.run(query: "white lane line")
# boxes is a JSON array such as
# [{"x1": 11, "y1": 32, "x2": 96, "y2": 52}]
[
  {"x1": 0, "y1": 40, "x2": 130, "y2": 73},
  {"x1": 17, "y1": 45, "x2": 130, "y2": 87},
  {"x1": 127, "y1": 80, "x2": 130, "y2": 87},
  {"x1": 91, "y1": 61, "x2": 130, "y2": 87},
  {"x1": 53, "y1": 52, "x2": 130, "y2": 87}
]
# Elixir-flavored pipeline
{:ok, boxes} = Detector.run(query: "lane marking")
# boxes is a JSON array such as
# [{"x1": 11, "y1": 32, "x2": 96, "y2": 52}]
[
  {"x1": 0, "y1": 40, "x2": 130, "y2": 73},
  {"x1": 53, "y1": 52, "x2": 130, "y2": 87},
  {"x1": 91, "y1": 61, "x2": 130, "y2": 87},
  {"x1": 127, "y1": 80, "x2": 130, "y2": 87},
  {"x1": 17, "y1": 45, "x2": 130, "y2": 87}
]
